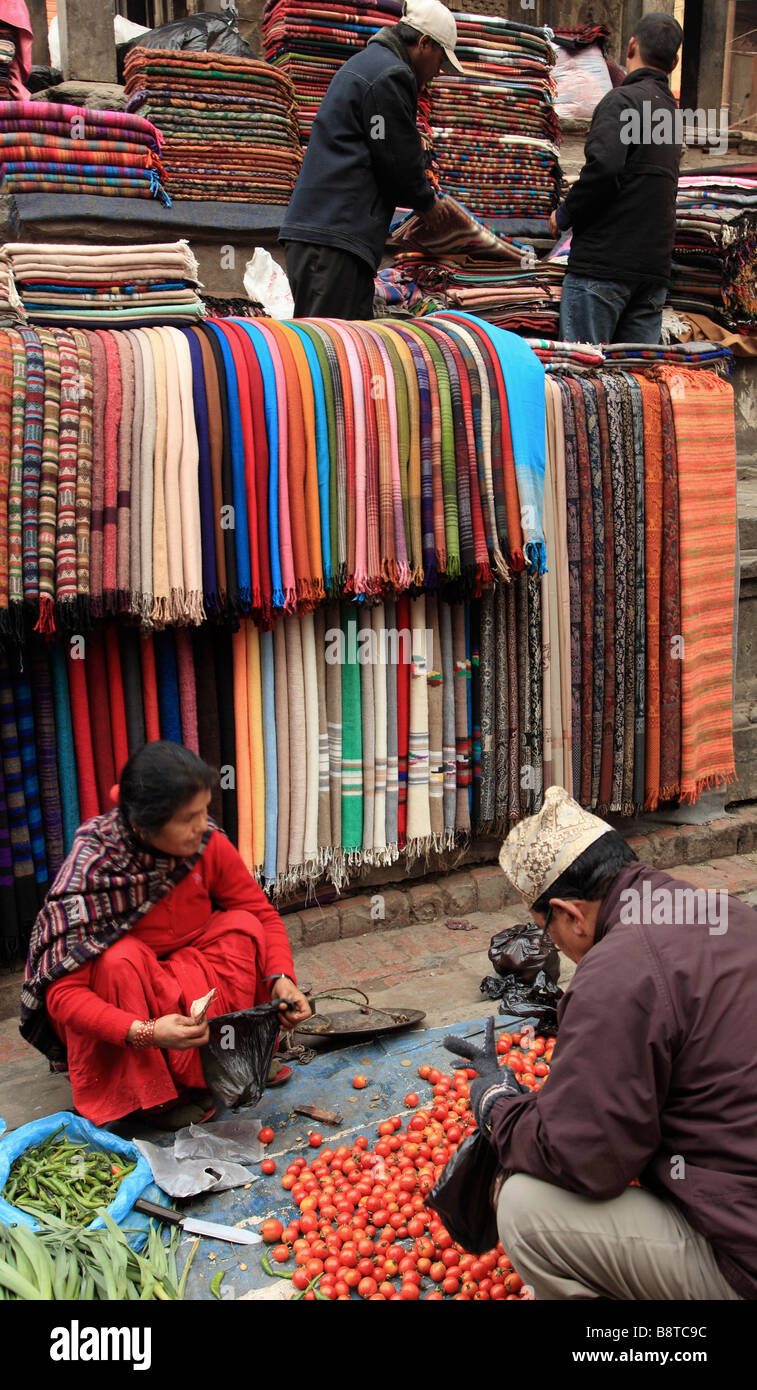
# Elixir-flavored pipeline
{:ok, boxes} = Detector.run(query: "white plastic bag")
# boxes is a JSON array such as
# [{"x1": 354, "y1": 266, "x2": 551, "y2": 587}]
[
  {"x1": 133, "y1": 1137, "x2": 259, "y2": 1198},
  {"x1": 552, "y1": 43, "x2": 612, "y2": 121},
  {"x1": 243, "y1": 247, "x2": 294, "y2": 319}
]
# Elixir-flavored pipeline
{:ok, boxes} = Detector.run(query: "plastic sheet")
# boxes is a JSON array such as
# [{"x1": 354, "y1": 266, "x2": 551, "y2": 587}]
[
  {"x1": 122, "y1": 6, "x2": 251, "y2": 58},
  {"x1": 201, "y1": 1000, "x2": 282, "y2": 1110},
  {"x1": 133, "y1": 1138, "x2": 258, "y2": 1198},
  {"x1": 552, "y1": 43, "x2": 612, "y2": 120}
]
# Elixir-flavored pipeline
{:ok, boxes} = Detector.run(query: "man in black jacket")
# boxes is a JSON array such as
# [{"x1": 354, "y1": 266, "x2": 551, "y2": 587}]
[
  {"x1": 280, "y1": 0, "x2": 460, "y2": 319},
  {"x1": 549, "y1": 12, "x2": 683, "y2": 345}
]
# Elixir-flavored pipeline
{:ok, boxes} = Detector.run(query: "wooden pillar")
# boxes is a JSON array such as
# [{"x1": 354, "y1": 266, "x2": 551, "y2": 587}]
[
  {"x1": 58, "y1": 0, "x2": 117, "y2": 82},
  {"x1": 26, "y1": 0, "x2": 50, "y2": 67}
]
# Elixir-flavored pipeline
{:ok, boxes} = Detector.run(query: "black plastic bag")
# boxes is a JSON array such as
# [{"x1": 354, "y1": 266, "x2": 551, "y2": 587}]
[
  {"x1": 122, "y1": 6, "x2": 251, "y2": 58},
  {"x1": 488, "y1": 922, "x2": 560, "y2": 986},
  {"x1": 494, "y1": 973, "x2": 561, "y2": 1033},
  {"x1": 201, "y1": 1000, "x2": 281, "y2": 1110},
  {"x1": 28, "y1": 65, "x2": 63, "y2": 92},
  {"x1": 427, "y1": 1132, "x2": 500, "y2": 1255}
]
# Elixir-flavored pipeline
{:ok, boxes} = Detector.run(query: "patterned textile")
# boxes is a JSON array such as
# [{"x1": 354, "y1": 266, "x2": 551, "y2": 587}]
[
  {"x1": 124, "y1": 49, "x2": 302, "y2": 204},
  {"x1": 1, "y1": 240, "x2": 203, "y2": 327}
]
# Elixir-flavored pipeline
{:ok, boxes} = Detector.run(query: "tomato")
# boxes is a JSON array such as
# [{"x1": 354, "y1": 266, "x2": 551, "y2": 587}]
[
  {"x1": 309, "y1": 1133, "x2": 323, "y2": 1148},
  {"x1": 429, "y1": 1261, "x2": 446, "y2": 1283},
  {"x1": 400, "y1": 1282, "x2": 420, "y2": 1300},
  {"x1": 442, "y1": 1275, "x2": 460, "y2": 1295},
  {"x1": 260, "y1": 1219, "x2": 284, "y2": 1243},
  {"x1": 352, "y1": 1075, "x2": 367, "y2": 1089},
  {"x1": 534, "y1": 1062, "x2": 549, "y2": 1077},
  {"x1": 272, "y1": 1244, "x2": 290, "y2": 1263},
  {"x1": 261, "y1": 1159, "x2": 276, "y2": 1175},
  {"x1": 404, "y1": 1093, "x2": 419, "y2": 1108},
  {"x1": 418, "y1": 1064, "x2": 432, "y2": 1080},
  {"x1": 504, "y1": 1272, "x2": 523, "y2": 1294},
  {"x1": 258, "y1": 1127, "x2": 275, "y2": 1145},
  {"x1": 357, "y1": 1276, "x2": 378, "y2": 1299},
  {"x1": 292, "y1": 1269, "x2": 310, "y2": 1291}
]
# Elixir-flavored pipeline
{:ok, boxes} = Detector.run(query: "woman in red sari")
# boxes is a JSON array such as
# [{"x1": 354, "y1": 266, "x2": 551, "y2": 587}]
[{"x1": 20, "y1": 742, "x2": 311, "y2": 1129}]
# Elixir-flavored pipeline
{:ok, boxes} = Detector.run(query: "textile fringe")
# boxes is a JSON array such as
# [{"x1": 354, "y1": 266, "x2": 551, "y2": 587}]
[
  {"x1": 404, "y1": 834, "x2": 435, "y2": 870},
  {"x1": 150, "y1": 595, "x2": 167, "y2": 628},
  {"x1": 185, "y1": 590, "x2": 205, "y2": 626},
  {"x1": 116, "y1": 590, "x2": 131, "y2": 616},
  {"x1": 658, "y1": 783, "x2": 680, "y2": 804},
  {"x1": 510, "y1": 548, "x2": 526, "y2": 573},
  {"x1": 34, "y1": 595, "x2": 55, "y2": 636},
  {"x1": 524, "y1": 540, "x2": 547, "y2": 577},
  {"x1": 411, "y1": 563, "x2": 425, "y2": 588},
  {"x1": 680, "y1": 769, "x2": 736, "y2": 804},
  {"x1": 328, "y1": 847, "x2": 349, "y2": 893},
  {"x1": 491, "y1": 549, "x2": 510, "y2": 583},
  {"x1": 168, "y1": 588, "x2": 185, "y2": 623},
  {"x1": 446, "y1": 554, "x2": 461, "y2": 581}
]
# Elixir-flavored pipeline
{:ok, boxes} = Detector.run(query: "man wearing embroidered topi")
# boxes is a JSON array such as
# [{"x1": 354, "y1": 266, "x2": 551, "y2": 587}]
[
  {"x1": 20, "y1": 742, "x2": 311, "y2": 1130},
  {"x1": 280, "y1": 0, "x2": 461, "y2": 319},
  {"x1": 444, "y1": 786, "x2": 757, "y2": 1300}
]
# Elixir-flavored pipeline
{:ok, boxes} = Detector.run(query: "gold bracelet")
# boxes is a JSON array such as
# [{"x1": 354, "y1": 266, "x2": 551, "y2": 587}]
[{"x1": 131, "y1": 1019, "x2": 157, "y2": 1049}]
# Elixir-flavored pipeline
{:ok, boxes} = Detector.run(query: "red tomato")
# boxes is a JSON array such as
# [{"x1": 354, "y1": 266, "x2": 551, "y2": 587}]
[
  {"x1": 400, "y1": 1282, "x2": 420, "y2": 1300},
  {"x1": 404, "y1": 1093, "x2": 419, "y2": 1108},
  {"x1": 308, "y1": 1133, "x2": 323, "y2": 1148},
  {"x1": 504, "y1": 1272, "x2": 523, "y2": 1294},
  {"x1": 357, "y1": 1276, "x2": 378, "y2": 1299},
  {"x1": 260, "y1": 1219, "x2": 284, "y2": 1243},
  {"x1": 352, "y1": 1075, "x2": 367, "y2": 1089},
  {"x1": 272, "y1": 1245, "x2": 290, "y2": 1263},
  {"x1": 258, "y1": 1127, "x2": 275, "y2": 1145},
  {"x1": 261, "y1": 1159, "x2": 276, "y2": 1175},
  {"x1": 292, "y1": 1269, "x2": 309, "y2": 1291}
]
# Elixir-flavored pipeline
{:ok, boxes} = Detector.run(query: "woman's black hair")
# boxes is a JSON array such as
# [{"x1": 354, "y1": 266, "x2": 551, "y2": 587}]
[
  {"x1": 119, "y1": 741, "x2": 218, "y2": 832},
  {"x1": 531, "y1": 830, "x2": 637, "y2": 915}
]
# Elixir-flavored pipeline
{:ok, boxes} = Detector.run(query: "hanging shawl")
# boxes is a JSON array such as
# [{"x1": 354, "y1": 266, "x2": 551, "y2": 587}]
[
  {"x1": 329, "y1": 322, "x2": 372, "y2": 598},
  {"x1": 189, "y1": 326, "x2": 227, "y2": 613},
  {"x1": 390, "y1": 324, "x2": 440, "y2": 585},
  {"x1": 238, "y1": 320, "x2": 286, "y2": 612},
  {"x1": 358, "y1": 605, "x2": 375, "y2": 856},
  {"x1": 20, "y1": 324, "x2": 44, "y2": 611},
  {"x1": 20, "y1": 807, "x2": 215, "y2": 1067},
  {"x1": 396, "y1": 593, "x2": 411, "y2": 846},
  {"x1": 95, "y1": 330, "x2": 122, "y2": 618},
  {"x1": 316, "y1": 324, "x2": 358, "y2": 595},
  {"x1": 49, "y1": 641, "x2": 79, "y2": 855},
  {"x1": 260, "y1": 626, "x2": 278, "y2": 885},
  {"x1": 226, "y1": 321, "x2": 274, "y2": 624},
  {"x1": 374, "y1": 324, "x2": 424, "y2": 587},
  {"x1": 285, "y1": 611, "x2": 307, "y2": 877},
  {"x1": 181, "y1": 326, "x2": 218, "y2": 615},
  {"x1": 438, "y1": 597, "x2": 456, "y2": 836},
  {"x1": 295, "y1": 324, "x2": 341, "y2": 594},
  {"x1": 626, "y1": 373, "x2": 647, "y2": 814},
  {"x1": 54, "y1": 328, "x2": 80, "y2": 628},
  {"x1": 125, "y1": 330, "x2": 144, "y2": 620},
  {"x1": 276, "y1": 322, "x2": 326, "y2": 605},
  {"x1": 493, "y1": 584, "x2": 508, "y2": 829},
  {"x1": 263, "y1": 321, "x2": 321, "y2": 610},
  {"x1": 204, "y1": 321, "x2": 252, "y2": 612},
  {"x1": 407, "y1": 593, "x2": 432, "y2": 857},
  {"x1": 435, "y1": 313, "x2": 545, "y2": 573},
  {"x1": 104, "y1": 624, "x2": 129, "y2": 777},
  {"x1": 196, "y1": 323, "x2": 241, "y2": 617},
  {"x1": 361, "y1": 325, "x2": 413, "y2": 591},
  {"x1": 425, "y1": 593, "x2": 445, "y2": 842},
  {"x1": 594, "y1": 376, "x2": 619, "y2": 815},
  {"x1": 340, "y1": 603, "x2": 363, "y2": 856},
  {"x1": 384, "y1": 596, "x2": 399, "y2": 853},
  {"x1": 323, "y1": 601, "x2": 342, "y2": 875},
  {"x1": 313, "y1": 606, "x2": 332, "y2": 868},
  {"x1": 169, "y1": 327, "x2": 205, "y2": 625},
  {"x1": 273, "y1": 615, "x2": 290, "y2": 878},
  {"x1": 452, "y1": 601, "x2": 471, "y2": 834},
  {"x1": 114, "y1": 331, "x2": 134, "y2": 615},
  {"x1": 232, "y1": 625, "x2": 253, "y2": 870},
  {"x1": 242, "y1": 320, "x2": 295, "y2": 613},
  {"x1": 371, "y1": 326, "x2": 415, "y2": 585},
  {"x1": 153, "y1": 629, "x2": 181, "y2": 743},
  {"x1": 174, "y1": 627, "x2": 199, "y2": 755},
  {"x1": 370, "y1": 601, "x2": 390, "y2": 862},
  {"x1": 0, "y1": 332, "x2": 13, "y2": 627},
  {"x1": 119, "y1": 626, "x2": 145, "y2": 757},
  {"x1": 34, "y1": 329, "x2": 60, "y2": 634},
  {"x1": 299, "y1": 609, "x2": 320, "y2": 875},
  {"x1": 400, "y1": 324, "x2": 460, "y2": 584},
  {"x1": 439, "y1": 318, "x2": 509, "y2": 582},
  {"x1": 618, "y1": 375, "x2": 638, "y2": 817},
  {"x1": 132, "y1": 330, "x2": 155, "y2": 624},
  {"x1": 7, "y1": 329, "x2": 25, "y2": 632},
  {"x1": 139, "y1": 633, "x2": 160, "y2": 745},
  {"x1": 0, "y1": 643, "x2": 40, "y2": 936},
  {"x1": 212, "y1": 323, "x2": 260, "y2": 618}
]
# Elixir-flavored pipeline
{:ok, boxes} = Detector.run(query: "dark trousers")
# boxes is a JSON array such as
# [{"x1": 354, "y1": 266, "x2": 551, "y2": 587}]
[{"x1": 283, "y1": 240, "x2": 375, "y2": 320}]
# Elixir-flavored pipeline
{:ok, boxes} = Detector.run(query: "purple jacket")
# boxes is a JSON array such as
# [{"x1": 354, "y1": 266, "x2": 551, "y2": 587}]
[{"x1": 489, "y1": 861, "x2": 757, "y2": 1298}]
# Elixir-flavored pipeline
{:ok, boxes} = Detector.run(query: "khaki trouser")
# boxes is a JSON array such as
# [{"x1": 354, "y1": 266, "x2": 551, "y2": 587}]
[{"x1": 496, "y1": 1173, "x2": 743, "y2": 1301}]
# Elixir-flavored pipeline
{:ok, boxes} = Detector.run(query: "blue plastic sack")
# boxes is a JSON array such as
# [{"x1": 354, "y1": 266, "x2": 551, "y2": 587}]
[{"x1": 0, "y1": 1110, "x2": 154, "y2": 1235}]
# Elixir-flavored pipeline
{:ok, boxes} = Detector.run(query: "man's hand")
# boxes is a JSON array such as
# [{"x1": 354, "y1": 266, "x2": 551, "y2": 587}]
[
  {"x1": 128, "y1": 1014, "x2": 210, "y2": 1051},
  {"x1": 443, "y1": 1016, "x2": 524, "y2": 1131},
  {"x1": 548, "y1": 210, "x2": 561, "y2": 239},
  {"x1": 418, "y1": 194, "x2": 453, "y2": 234},
  {"x1": 271, "y1": 977, "x2": 312, "y2": 1032}
]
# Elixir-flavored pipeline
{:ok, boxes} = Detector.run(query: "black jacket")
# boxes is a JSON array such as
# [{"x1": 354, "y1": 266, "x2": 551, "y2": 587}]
[
  {"x1": 556, "y1": 68, "x2": 681, "y2": 287},
  {"x1": 280, "y1": 27, "x2": 435, "y2": 272}
]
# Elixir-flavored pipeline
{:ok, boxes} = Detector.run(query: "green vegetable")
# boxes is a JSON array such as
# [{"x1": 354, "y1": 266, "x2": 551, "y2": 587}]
[
  {"x1": 210, "y1": 1269, "x2": 225, "y2": 1300},
  {"x1": 2, "y1": 1134, "x2": 136, "y2": 1226},
  {"x1": 0, "y1": 1213, "x2": 198, "y2": 1301}
]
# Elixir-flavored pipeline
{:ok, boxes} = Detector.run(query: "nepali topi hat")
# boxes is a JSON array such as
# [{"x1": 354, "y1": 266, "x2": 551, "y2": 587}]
[{"x1": 498, "y1": 786, "x2": 613, "y2": 910}]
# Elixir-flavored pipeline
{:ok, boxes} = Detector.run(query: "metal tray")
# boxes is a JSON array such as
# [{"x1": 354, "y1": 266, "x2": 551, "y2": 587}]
[{"x1": 295, "y1": 1005, "x2": 426, "y2": 1042}]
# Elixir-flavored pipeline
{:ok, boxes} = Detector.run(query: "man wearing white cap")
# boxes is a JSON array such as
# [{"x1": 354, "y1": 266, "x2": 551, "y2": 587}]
[
  {"x1": 445, "y1": 786, "x2": 757, "y2": 1300},
  {"x1": 281, "y1": 0, "x2": 461, "y2": 319}
]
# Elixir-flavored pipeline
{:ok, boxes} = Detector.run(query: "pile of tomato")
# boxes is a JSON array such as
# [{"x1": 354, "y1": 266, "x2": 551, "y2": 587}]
[{"x1": 257, "y1": 1029, "x2": 555, "y2": 1300}]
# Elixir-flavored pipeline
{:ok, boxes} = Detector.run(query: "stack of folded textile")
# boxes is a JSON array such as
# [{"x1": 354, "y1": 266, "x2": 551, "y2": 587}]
[
  {"x1": 427, "y1": 13, "x2": 560, "y2": 220},
  {"x1": 386, "y1": 198, "x2": 564, "y2": 333},
  {"x1": 123, "y1": 47, "x2": 302, "y2": 203},
  {"x1": 0, "y1": 241, "x2": 205, "y2": 327},
  {"x1": 670, "y1": 166, "x2": 757, "y2": 329},
  {"x1": 0, "y1": 23, "x2": 18, "y2": 99},
  {"x1": 0, "y1": 99, "x2": 170, "y2": 204},
  {"x1": 262, "y1": 0, "x2": 402, "y2": 142}
]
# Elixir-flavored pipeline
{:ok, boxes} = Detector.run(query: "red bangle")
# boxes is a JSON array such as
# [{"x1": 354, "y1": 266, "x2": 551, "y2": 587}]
[{"x1": 131, "y1": 1019, "x2": 157, "y2": 1049}]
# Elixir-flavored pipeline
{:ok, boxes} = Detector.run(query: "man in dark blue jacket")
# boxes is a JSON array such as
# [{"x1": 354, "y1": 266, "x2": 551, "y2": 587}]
[
  {"x1": 549, "y1": 12, "x2": 684, "y2": 345},
  {"x1": 280, "y1": 0, "x2": 461, "y2": 319}
]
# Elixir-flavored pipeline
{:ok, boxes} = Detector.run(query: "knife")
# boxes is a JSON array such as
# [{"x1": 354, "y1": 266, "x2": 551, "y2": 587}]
[{"x1": 134, "y1": 1196, "x2": 262, "y2": 1246}]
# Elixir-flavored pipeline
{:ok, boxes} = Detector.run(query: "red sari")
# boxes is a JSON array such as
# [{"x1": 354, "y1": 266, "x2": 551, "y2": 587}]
[{"x1": 45, "y1": 831, "x2": 295, "y2": 1125}]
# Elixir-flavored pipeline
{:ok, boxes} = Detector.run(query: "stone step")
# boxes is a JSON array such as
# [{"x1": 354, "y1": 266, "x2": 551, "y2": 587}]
[{"x1": 739, "y1": 479, "x2": 757, "y2": 551}]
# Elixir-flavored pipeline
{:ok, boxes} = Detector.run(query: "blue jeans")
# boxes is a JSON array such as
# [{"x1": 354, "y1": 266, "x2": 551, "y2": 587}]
[{"x1": 559, "y1": 272, "x2": 667, "y2": 345}]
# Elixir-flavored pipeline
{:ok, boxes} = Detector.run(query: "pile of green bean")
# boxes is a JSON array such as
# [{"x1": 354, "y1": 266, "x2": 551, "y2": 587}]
[
  {"x1": 3, "y1": 1128, "x2": 136, "y2": 1225},
  {"x1": 0, "y1": 1210, "x2": 198, "y2": 1300}
]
